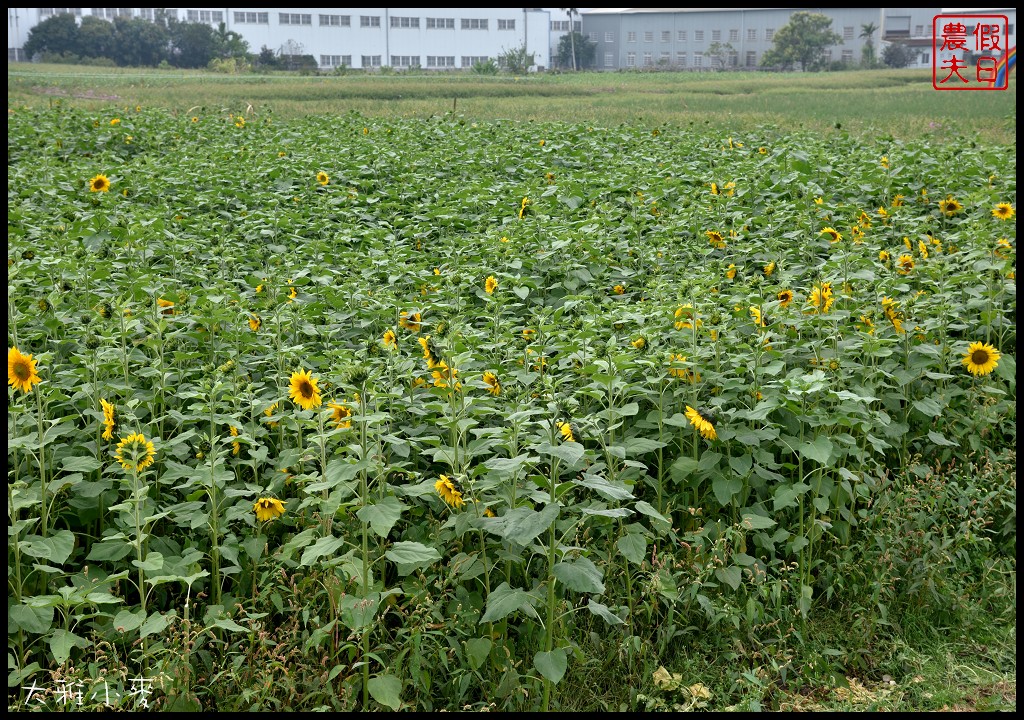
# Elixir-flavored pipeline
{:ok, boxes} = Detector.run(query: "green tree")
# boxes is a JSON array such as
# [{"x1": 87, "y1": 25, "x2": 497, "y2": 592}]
[
  {"x1": 556, "y1": 32, "x2": 596, "y2": 70},
  {"x1": 22, "y1": 12, "x2": 79, "y2": 60},
  {"x1": 560, "y1": 7, "x2": 579, "y2": 70},
  {"x1": 860, "y1": 22, "x2": 879, "y2": 67},
  {"x1": 881, "y1": 41, "x2": 915, "y2": 69},
  {"x1": 213, "y1": 22, "x2": 250, "y2": 60},
  {"x1": 76, "y1": 15, "x2": 117, "y2": 61},
  {"x1": 169, "y1": 20, "x2": 219, "y2": 68},
  {"x1": 760, "y1": 11, "x2": 842, "y2": 71},
  {"x1": 707, "y1": 41, "x2": 736, "y2": 70},
  {"x1": 111, "y1": 16, "x2": 169, "y2": 66},
  {"x1": 499, "y1": 44, "x2": 536, "y2": 75}
]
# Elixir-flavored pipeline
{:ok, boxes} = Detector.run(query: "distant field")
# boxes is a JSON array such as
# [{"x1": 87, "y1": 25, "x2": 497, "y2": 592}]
[{"x1": 8, "y1": 63, "x2": 1017, "y2": 143}]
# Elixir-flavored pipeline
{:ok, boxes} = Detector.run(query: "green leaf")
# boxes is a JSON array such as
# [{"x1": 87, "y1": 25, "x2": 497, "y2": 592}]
[
  {"x1": 913, "y1": 396, "x2": 946, "y2": 417},
  {"x1": 926, "y1": 430, "x2": 957, "y2": 447},
  {"x1": 140, "y1": 611, "x2": 174, "y2": 639},
  {"x1": 773, "y1": 482, "x2": 810, "y2": 511},
  {"x1": 624, "y1": 437, "x2": 666, "y2": 455},
  {"x1": 111, "y1": 608, "x2": 147, "y2": 634},
  {"x1": 49, "y1": 628, "x2": 89, "y2": 665},
  {"x1": 86, "y1": 537, "x2": 133, "y2": 562},
  {"x1": 481, "y1": 582, "x2": 541, "y2": 623},
  {"x1": 9, "y1": 604, "x2": 53, "y2": 635},
  {"x1": 534, "y1": 648, "x2": 568, "y2": 684},
  {"x1": 356, "y1": 496, "x2": 407, "y2": 538},
  {"x1": 634, "y1": 500, "x2": 670, "y2": 525},
  {"x1": 553, "y1": 556, "x2": 605, "y2": 594},
  {"x1": 728, "y1": 453, "x2": 753, "y2": 477},
  {"x1": 368, "y1": 675, "x2": 403, "y2": 710},
  {"x1": 61, "y1": 456, "x2": 102, "y2": 473},
  {"x1": 669, "y1": 455, "x2": 699, "y2": 483},
  {"x1": 536, "y1": 441, "x2": 584, "y2": 466},
  {"x1": 211, "y1": 617, "x2": 249, "y2": 632},
  {"x1": 465, "y1": 637, "x2": 493, "y2": 670},
  {"x1": 299, "y1": 535, "x2": 345, "y2": 567},
  {"x1": 132, "y1": 551, "x2": 164, "y2": 573},
  {"x1": 489, "y1": 503, "x2": 559, "y2": 546},
  {"x1": 20, "y1": 530, "x2": 75, "y2": 564},
  {"x1": 574, "y1": 473, "x2": 635, "y2": 501},
  {"x1": 384, "y1": 541, "x2": 441, "y2": 575},
  {"x1": 617, "y1": 533, "x2": 647, "y2": 565},
  {"x1": 797, "y1": 435, "x2": 834, "y2": 465},
  {"x1": 715, "y1": 565, "x2": 742, "y2": 591},
  {"x1": 587, "y1": 599, "x2": 625, "y2": 626},
  {"x1": 340, "y1": 592, "x2": 380, "y2": 631},
  {"x1": 740, "y1": 513, "x2": 777, "y2": 530},
  {"x1": 712, "y1": 474, "x2": 743, "y2": 505}
]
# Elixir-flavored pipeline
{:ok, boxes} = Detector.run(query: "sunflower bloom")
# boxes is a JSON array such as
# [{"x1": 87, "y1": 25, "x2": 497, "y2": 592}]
[
  {"x1": 806, "y1": 283, "x2": 835, "y2": 314},
  {"x1": 710, "y1": 182, "x2": 720, "y2": 195},
  {"x1": 705, "y1": 230, "x2": 726, "y2": 249},
  {"x1": 668, "y1": 354, "x2": 700, "y2": 383},
  {"x1": 749, "y1": 306, "x2": 766, "y2": 328},
  {"x1": 8, "y1": 347, "x2": 42, "y2": 394},
  {"x1": 557, "y1": 421, "x2": 578, "y2": 443},
  {"x1": 763, "y1": 261, "x2": 776, "y2": 277},
  {"x1": 115, "y1": 432, "x2": 156, "y2": 473},
  {"x1": 249, "y1": 314, "x2": 262, "y2": 332},
  {"x1": 917, "y1": 241, "x2": 929, "y2": 259},
  {"x1": 519, "y1": 197, "x2": 531, "y2": 219},
  {"x1": 288, "y1": 368, "x2": 323, "y2": 410},
  {"x1": 89, "y1": 174, "x2": 111, "y2": 192},
  {"x1": 382, "y1": 328, "x2": 397, "y2": 348},
  {"x1": 399, "y1": 310, "x2": 422, "y2": 332},
  {"x1": 939, "y1": 196, "x2": 962, "y2": 216},
  {"x1": 896, "y1": 254, "x2": 915, "y2": 275},
  {"x1": 419, "y1": 335, "x2": 442, "y2": 369},
  {"x1": 263, "y1": 402, "x2": 280, "y2": 428},
  {"x1": 992, "y1": 203, "x2": 1014, "y2": 220},
  {"x1": 485, "y1": 275, "x2": 498, "y2": 294},
  {"x1": 726, "y1": 264, "x2": 737, "y2": 280},
  {"x1": 328, "y1": 401, "x2": 353, "y2": 428},
  {"x1": 820, "y1": 227, "x2": 842, "y2": 243},
  {"x1": 674, "y1": 304, "x2": 702, "y2": 331},
  {"x1": 316, "y1": 171, "x2": 330, "y2": 186},
  {"x1": 435, "y1": 475, "x2": 465, "y2": 509},
  {"x1": 230, "y1": 426, "x2": 241, "y2": 455},
  {"x1": 685, "y1": 405, "x2": 717, "y2": 441},
  {"x1": 101, "y1": 398, "x2": 117, "y2": 440},
  {"x1": 879, "y1": 250, "x2": 890, "y2": 263},
  {"x1": 613, "y1": 284, "x2": 626, "y2": 295},
  {"x1": 777, "y1": 289, "x2": 794, "y2": 307},
  {"x1": 157, "y1": 297, "x2": 175, "y2": 315},
  {"x1": 483, "y1": 371, "x2": 501, "y2": 396},
  {"x1": 253, "y1": 497, "x2": 287, "y2": 522},
  {"x1": 961, "y1": 342, "x2": 1001, "y2": 377},
  {"x1": 431, "y1": 362, "x2": 460, "y2": 390}
]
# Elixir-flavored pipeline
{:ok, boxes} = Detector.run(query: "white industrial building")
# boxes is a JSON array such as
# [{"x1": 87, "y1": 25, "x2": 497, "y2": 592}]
[{"x1": 7, "y1": 7, "x2": 1016, "y2": 72}]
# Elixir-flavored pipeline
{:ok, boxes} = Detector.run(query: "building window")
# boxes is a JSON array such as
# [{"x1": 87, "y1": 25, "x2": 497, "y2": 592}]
[
  {"x1": 550, "y1": 20, "x2": 568, "y2": 32},
  {"x1": 659, "y1": 51, "x2": 670, "y2": 64},
  {"x1": 41, "y1": 9, "x2": 85, "y2": 18},
  {"x1": 280, "y1": 14, "x2": 312, "y2": 26},
  {"x1": 765, "y1": 28, "x2": 774, "y2": 41},
  {"x1": 360, "y1": 15, "x2": 380, "y2": 28},
  {"x1": 728, "y1": 51, "x2": 738, "y2": 67},
  {"x1": 461, "y1": 55, "x2": 489, "y2": 68},
  {"x1": 823, "y1": 49, "x2": 832, "y2": 62},
  {"x1": 427, "y1": 18, "x2": 454, "y2": 30},
  {"x1": 427, "y1": 56, "x2": 455, "y2": 68},
  {"x1": 676, "y1": 51, "x2": 686, "y2": 66},
  {"x1": 746, "y1": 50, "x2": 756, "y2": 66},
  {"x1": 390, "y1": 55, "x2": 419, "y2": 67},
  {"x1": 390, "y1": 16, "x2": 419, "y2": 28},
  {"x1": 461, "y1": 18, "x2": 488, "y2": 30},
  {"x1": 694, "y1": 30, "x2": 704, "y2": 42},
  {"x1": 626, "y1": 51, "x2": 636, "y2": 67},
  {"x1": 914, "y1": 24, "x2": 924, "y2": 36},
  {"x1": 694, "y1": 52, "x2": 703, "y2": 67},
  {"x1": 497, "y1": 18, "x2": 515, "y2": 30},
  {"x1": 320, "y1": 55, "x2": 351, "y2": 68},
  {"x1": 604, "y1": 52, "x2": 614, "y2": 67},
  {"x1": 661, "y1": 30, "x2": 671, "y2": 42},
  {"x1": 841, "y1": 49, "x2": 853, "y2": 63},
  {"x1": 747, "y1": 28, "x2": 757, "y2": 41},
  {"x1": 711, "y1": 29, "x2": 721, "y2": 41},
  {"x1": 234, "y1": 12, "x2": 268, "y2": 24},
  {"x1": 677, "y1": 30, "x2": 687, "y2": 42},
  {"x1": 843, "y1": 26, "x2": 854, "y2": 40},
  {"x1": 320, "y1": 14, "x2": 350, "y2": 27},
  {"x1": 729, "y1": 29, "x2": 739, "y2": 42},
  {"x1": 627, "y1": 31, "x2": 636, "y2": 42},
  {"x1": 643, "y1": 52, "x2": 653, "y2": 66},
  {"x1": 139, "y1": 8, "x2": 153, "y2": 20},
  {"x1": 644, "y1": 31, "x2": 653, "y2": 42},
  {"x1": 605, "y1": 32, "x2": 614, "y2": 42},
  {"x1": 361, "y1": 55, "x2": 381, "y2": 67},
  {"x1": 920, "y1": 52, "x2": 929, "y2": 64}
]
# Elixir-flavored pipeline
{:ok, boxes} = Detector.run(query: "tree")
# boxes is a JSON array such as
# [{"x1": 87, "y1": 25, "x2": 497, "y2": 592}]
[
  {"x1": 556, "y1": 32, "x2": 595, "y2": 70},
  {"x1": 499, "y1": 44, "x2": 536, "y2": 75},
  {"x1": 560, "y1": 8, "x2": 579, "y2": 70},
  {"x1": 213, "y1": 22, "x2": 249, "y2": 60},
  {"x1": 168, "y1": 19, "x2": 221, "y2": 68},
  {"x1": 111, "y1": 16, "x2": 169, "y2": 66},
  {"x1": 881, "y1": 42, "x2": 915, "y2": 69},
  {"x1": 76, "y1": 15, "x2": 117, "y2": 61},
  {"x1": 707, "y1": 41, "x2": 735, "y2": 70},
  {"x1": 860, "y1": 22, "x2": 879, "y2": 67},
  {"x1": 22, "y1": 12, "x2": 79, "y2": 60},
  {"x1": 760, "y1": 11, "x2": 842, "y2": 71}
]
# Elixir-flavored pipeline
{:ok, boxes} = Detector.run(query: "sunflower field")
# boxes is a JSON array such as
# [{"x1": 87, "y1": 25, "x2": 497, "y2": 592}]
[{"x1": 7, "y1": 102, "x2": 1016, "y2": 711}]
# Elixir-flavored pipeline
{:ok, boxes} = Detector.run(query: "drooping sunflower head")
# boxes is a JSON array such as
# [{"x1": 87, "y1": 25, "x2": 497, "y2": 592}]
[
  {"x1": 725, "y1": 264, "x2": 737, "y2": 280},
  {"x1": 705, "y1": 230, "x2": 726, "y2": 248},
  {"x1": 879, "y1": 250, "x2": 891, "y2": 263},
  {"x1": 316, "y1": 171, "x2": 330, "y2": 186},
  {"x1": 248, "y1": 314, "x2": 262, "y2": 332},
  {"x1": 992, "y1": 202, "x2": 1014, "y2": 221},
  {"x1": 485, "y1": 275, "x2": 498, "y2": 294},
  {"x1": 288, "y1": 368, "x2": 323, "y2": 410},
  {"x1": 820, "y1": 227, "x2": 842, "y2": 243},
  {"x1": 917, "y1": 240, "x2": 929, "y2": 259},
  {"x1": 89, "y1": 174, "x2": 111, "y2": 193},
  {"x1": 897, "y1": 254, "x2": 915, "y2": 275},
  {"x1": 328, "y1": 401, "x2": 353, "y2": 429},
  {"x1": 557, "y1": 420, "x2": 578, "y2": 443},
  {"x1": 114, "y1": 432, "x2": 156, "y2": 473},
  {"x1": 631, "y1": 336, "x2": 647, "y2": 351},
  {"x1": 382, "y1": 328, "x2": 397, "y2": 348},
  {"x1": 482, "y1": 371, "x2": 501, "y2": 396},
  {"x1": 101, "y1": 398, "x2": 117, "y2": 441},
  {"x1": 399, "y1": 310, "x2": 422, "y2": 332},
  {"x1": 749, "y1": 306, "x2": 766, "y2": 328},
  {"x1": 763, "y1": 261, "x2": 776, "y2": 277},
  {"x1": 939, "y1": 196, "x2": 963, "y2": 216},
  {"x1": 419, "y1": 335, "x2": 442, "y2": 369},
  {"x1": 777, "y1": 289, "x2": 794, "y2": 307},
  {"x1": 710, "y1": 182, "x2": 720, "y2": 195},
  {"x1": 434, "y1": 475, "x2": 465, "y2": 509},
  {"x1": 253, "y1": 497, "x2": 287, "y2": 522},
  {"x1": 668, "y1": 353, "x2": 701, "y2": 383},
  {"x1": 612, "y1": 284, "x2": 626, "y2": 295},
  {"x1": 685, "y1": 405, "x2": 717, "y2": 441},
  {"x1": 8, "y1": 346, "x2": 42, "y2": 394},
  {"x1": 961, "y1": 341, "x2": 1001, "y2": 377}
]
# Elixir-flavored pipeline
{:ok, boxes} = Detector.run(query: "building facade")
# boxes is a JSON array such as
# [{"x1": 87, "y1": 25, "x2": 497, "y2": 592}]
[{"x1": 8, "y1": 7, "x2": 1016, "y2": 72}]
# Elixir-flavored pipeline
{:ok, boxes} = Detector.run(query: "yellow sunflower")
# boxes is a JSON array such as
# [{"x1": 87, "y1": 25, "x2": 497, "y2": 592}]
[
  {"x1": 820, "y1": 227, "x2": 842, "y2": 243},
  {"x1": 399, "y1": 310, "x2": 422, "y2": 332},
  {"x1": 961, "y1": 341, "x2": 1001, "y2": 377},
  {"x1": 115, "y1": 432, "x2": 156, "y2": 472},
  {"x1": 705, "y1": 230, "x2": 726, "y2": 249},
  {"x1": 485, "y1": 275, "x2": 498, "y2": 294},
  {"x1": 101, "y1": 398, "x2": 117, "y2": 440},
  {"x1": 777, "y1": 289, "x2": 794, "y2": 307},
  {"x1": 992, "y1": 203, "x2": 1014, "y2": 220},
  {"x1": 419, "y1": 335, "x2": 441, "y2": 369},
  {"x1": 483, "y1": 371, "x2": 501, "y2": 396},
  {"x1": 328, "y1": 401, "x2": 353, "y2": 428},
  {"x1": 316, "y1": 171, "x2": 330, "y2": 186},
  {"x1": 726, "y1": 264, "x2": 737, "y2": 280},
  {"x1": 288, "y1": 368, "x2": 322, "y2": 410},
  {"x1": 939, "y1": 196, "x2": 962, "y2": 216},
  {"x1": 435, "y1": 475, "x2": 465, "y2": 508},
  {"x1": 763, "y1": 261, "x2": 776, "y2": 277},
  {"x1": 230, "y1": 426, "x2": 240, "y2": 455},
  {"x1": 382, "y1": 328, "x2": 397, "y2": 348},
  {"x1": 249, "y1": 314, "x2": 261, "y2": 332},
  {"x1": 674, "y1": 304, "x2": 702, "y2": 331},
  {"x1": 519, "y1": 197, "x2": 531, "y2": 219},
  {"x1": 685, "y1": 405, "x2": 717, "y2": 441},
  {"x1": 878, "y1": 250, "x2": 890, "y2": 263},
  {"x1": 668, "y1": 354, "x2": 700, "y2": 383},
  {"x1": 806, "y1": 283, "x2": 834, "y2": 314},
  {"x1": 710, "y1": 182, "x2": 720, "y2": 195},
  {"x1": 613, "y1": 284, "x2": 626, "y2": 295},
  {"x1": 253, "y1": 497, "x2": 287, "y2": 522},
  {"x1": 631, "y1": 336, "x2": 647, "y2": 350},
  {"x1": 896, "y1": 254, "x2": 915, "y2": 275},
  {"x1": 749, "y1": 306, "x2": 766, "y2": 327},
  {"x1": 89, "y1": 174, "x2": 111, "y2": 192},
  {"x1": 8, "y1": 347, "x2": 42, "y2": 394},
  {"x1": 557, "y1": 421, "x2": 577, "y2": 443}
]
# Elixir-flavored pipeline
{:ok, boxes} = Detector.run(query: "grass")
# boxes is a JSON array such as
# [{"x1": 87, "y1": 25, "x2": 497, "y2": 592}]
[{"x1": 8, "y1": 64, "x2": 1017, "y2": 142}]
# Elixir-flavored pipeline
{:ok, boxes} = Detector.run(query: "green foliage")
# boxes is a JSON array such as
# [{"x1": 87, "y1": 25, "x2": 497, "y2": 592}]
[
  {"x1": 22, "y1": 13, "x2": 79, "y2": 61},
  {"x1": 556, "y1": 32, "x2": 596, "y2": 70},
  {"x1": 761, "y1": 11, "x2": 843, "y2": 71},
  {"x1": 882, "y1": 42, "x2": 916, "y2": 69},
  {"x1": 471, "y1": 58, "x2": 500, "y2": 76},
  {"x1": 498, "y1": 44, "x2": 536, "y2": 75}
]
